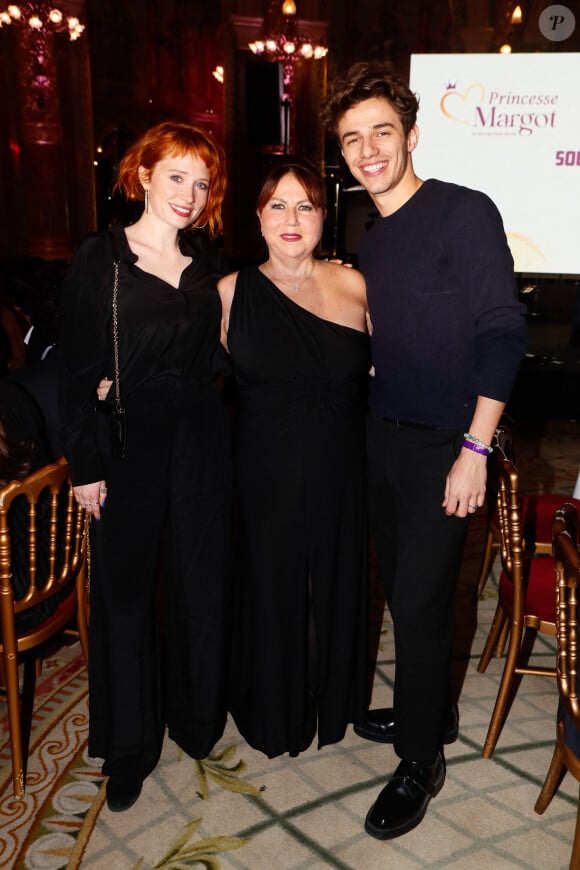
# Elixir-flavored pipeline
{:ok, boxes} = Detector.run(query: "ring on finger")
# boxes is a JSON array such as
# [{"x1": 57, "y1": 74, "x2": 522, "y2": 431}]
[{"x1": 468, "y1": 503, "x2": 478, "y2": 510}]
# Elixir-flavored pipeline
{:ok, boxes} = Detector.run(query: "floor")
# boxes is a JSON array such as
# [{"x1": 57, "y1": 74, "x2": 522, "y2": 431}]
[{"x1": 2, "y1": 418, "x2": 580, "y2": 869}]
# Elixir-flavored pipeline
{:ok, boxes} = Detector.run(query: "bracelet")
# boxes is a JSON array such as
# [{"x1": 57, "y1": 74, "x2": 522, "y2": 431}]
[
  {"x1": 462, "y1": 439, "x2": 491, "y2": 456},
  {"x1": 463, "y1": 432, "x2": 493, "y2": 454}
]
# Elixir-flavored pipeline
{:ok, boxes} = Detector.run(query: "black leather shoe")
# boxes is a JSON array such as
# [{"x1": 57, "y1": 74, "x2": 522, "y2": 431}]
[
  {"x1": 106, "y1": 776, "x2": 143, "y2": 812},
  {"x1": 365, "y1": 752, "x2": 446, "y2": 840},
  {"x1": 354, "y1": 704, "x2": 459, "y2": 745}
]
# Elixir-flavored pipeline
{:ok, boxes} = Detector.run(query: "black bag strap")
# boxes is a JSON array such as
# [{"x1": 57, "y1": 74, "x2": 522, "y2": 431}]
[
  {"x1": 106, "y1": 228, "x2": 121, "y2": 265},
  {"x1": 105, "y1": 230, "x2": 123, "y2": 414}
]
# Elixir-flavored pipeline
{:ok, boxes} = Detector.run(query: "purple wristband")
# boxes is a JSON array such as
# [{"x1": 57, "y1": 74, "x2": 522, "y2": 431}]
[{"x1": 462, "y1": 439, "x2": 490, "y2": 456}]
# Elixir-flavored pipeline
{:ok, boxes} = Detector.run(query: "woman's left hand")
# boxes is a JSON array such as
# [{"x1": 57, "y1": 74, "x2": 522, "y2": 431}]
[
  {"x1": 97, "y1": 378, "x2": 113, "y2": 401},
  {"x1": 73, "y1": 480, "x2": 107, "y2": 521}
]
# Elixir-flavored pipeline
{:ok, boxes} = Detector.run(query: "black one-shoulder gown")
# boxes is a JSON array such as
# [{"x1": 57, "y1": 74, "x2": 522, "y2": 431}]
[{"x1": 228, "y1": 266, "x2": 371, "y2": 757}]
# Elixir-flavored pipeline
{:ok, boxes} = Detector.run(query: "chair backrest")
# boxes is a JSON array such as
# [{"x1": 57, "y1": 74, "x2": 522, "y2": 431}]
[
  {"x1": 493, "y1": 431, "x2": 524, "y2": 584},
  {"x1": 494, "y1": 424, "x2": 515, "y2": 463},
  {"x1": 553, "y1": 503, "x2": 580, "y2": 726},
  {"x1": 0, "y1": 457, "x2": 86, "y2": 650}
]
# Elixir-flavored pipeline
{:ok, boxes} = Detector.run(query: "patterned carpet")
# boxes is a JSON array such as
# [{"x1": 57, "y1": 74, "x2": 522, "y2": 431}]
[
  {"x1": 0, "y1": 641, "x2": 99, "y2": 868},
  {"x1": 1, "y1": 420, "x2": 580, "y2": 869}
]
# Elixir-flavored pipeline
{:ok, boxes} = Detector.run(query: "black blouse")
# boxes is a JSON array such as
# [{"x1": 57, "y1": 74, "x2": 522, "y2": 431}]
[{"x1": 60, "y1": 225, "x2": 223, "y2": 485}]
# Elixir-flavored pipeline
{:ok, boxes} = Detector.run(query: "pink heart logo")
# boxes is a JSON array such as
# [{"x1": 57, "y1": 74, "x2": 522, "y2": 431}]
[{"x1": 440, "y1": 83, "x2": 486, "y2": 125}]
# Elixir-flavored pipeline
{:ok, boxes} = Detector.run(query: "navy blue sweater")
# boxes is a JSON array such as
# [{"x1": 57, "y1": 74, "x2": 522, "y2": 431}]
[{"x1": 360, "y1": 179, "x2": 527, "y2": 428}]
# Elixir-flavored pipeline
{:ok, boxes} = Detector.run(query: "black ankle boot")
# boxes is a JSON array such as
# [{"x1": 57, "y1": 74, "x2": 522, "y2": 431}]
[{"x1": 106, "y1": 776, "x2": 143, "y2": 812}]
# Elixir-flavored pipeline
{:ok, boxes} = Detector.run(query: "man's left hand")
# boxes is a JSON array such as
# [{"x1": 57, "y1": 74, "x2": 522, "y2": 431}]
[{"x1": 442, "y1": 449, "x2": 487, "y2": 517}]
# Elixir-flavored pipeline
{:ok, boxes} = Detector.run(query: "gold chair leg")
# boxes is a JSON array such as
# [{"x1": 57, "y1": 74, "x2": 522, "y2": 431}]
[
  {"x1": 2, "y1": 648, "x2": 24, "y2": 798},
  {"x1": 75, "y1": 565, "x2": 90, "y2": 668},
  {"x1": 570, "y1": 785, "x2": 580, "y2": 870},
  {"x1": 481, "y1": 617, "x2": 524, "y2": 758},
  {"x1": 535, "y1": 741, "x2": 566, "y2": 814},
  {"x1": 477, "y1": 604, "x2": 507, "y2": 674},
  {"x1": 495, "y1": 618, "x2": 510, "y2": 658},
  {"x1": 475, "y1": 528, "x2": 497, "y2": 600}
]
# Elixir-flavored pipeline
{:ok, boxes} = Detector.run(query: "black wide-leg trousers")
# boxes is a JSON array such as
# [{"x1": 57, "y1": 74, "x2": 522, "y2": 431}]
[
  {"x1": 88, "y1": 380, "x2": 232, "y2": 780},
  {"x1": 367, "y1": 411, "x2": 468, "y2": 765}
]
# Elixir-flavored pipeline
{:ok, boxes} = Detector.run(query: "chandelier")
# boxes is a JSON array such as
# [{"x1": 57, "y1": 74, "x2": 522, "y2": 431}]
[
  {"x1": 249, "y1": 0, "x2": 328, "y2": 85},
  {"x1": 0, "y1": 2, "x2": 85, "y2": 40}
]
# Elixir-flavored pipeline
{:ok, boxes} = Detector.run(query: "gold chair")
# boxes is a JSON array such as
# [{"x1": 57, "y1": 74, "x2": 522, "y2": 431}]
[
  {"x1": 477, "y1": 438, "x2": 559, "y2": 758},
  {"x1": 535, "y1": 503, "x2": 580, "y2": 870},
  {"x1": 0, "y1": 457, "x2": 89, "y2": 799},
  {"x1": 476, "y1": 426, "x2": 580, "y2": 599}
]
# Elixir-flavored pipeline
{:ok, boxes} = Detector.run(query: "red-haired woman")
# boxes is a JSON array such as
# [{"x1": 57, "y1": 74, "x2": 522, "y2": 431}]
[{"x1": 60, "y1": 122, "x2": 231, "y2": 812}]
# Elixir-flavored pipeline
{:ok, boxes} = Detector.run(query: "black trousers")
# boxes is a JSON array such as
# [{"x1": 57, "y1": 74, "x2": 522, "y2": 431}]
[
  {"x1": 367, "y1": 411, "x2": 468, "y2": 764},
  {"x1": 88, "y1": 379, "x2": 232, "y2": 779}
]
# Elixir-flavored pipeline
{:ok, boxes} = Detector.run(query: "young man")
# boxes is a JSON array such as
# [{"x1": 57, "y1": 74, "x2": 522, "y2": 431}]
[{"x1": 321, "y1": 63, "x2": 527, "y2": 840}]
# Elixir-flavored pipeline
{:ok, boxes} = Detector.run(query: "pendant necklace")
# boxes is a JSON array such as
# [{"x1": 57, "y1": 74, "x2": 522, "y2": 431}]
[{"x1": 267, "y1": 260, "x2": 316, "y2": 292}]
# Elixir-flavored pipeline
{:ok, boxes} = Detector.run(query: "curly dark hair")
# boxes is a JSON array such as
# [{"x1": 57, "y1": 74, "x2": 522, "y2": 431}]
[{"x1": 321, "y1": 62, "x2": 419, "y2": 139}]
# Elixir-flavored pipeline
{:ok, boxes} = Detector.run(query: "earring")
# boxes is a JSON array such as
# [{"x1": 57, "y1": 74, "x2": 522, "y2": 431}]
[{"x1": 144, "y1": 189, "x2": 149, "y2": 213}]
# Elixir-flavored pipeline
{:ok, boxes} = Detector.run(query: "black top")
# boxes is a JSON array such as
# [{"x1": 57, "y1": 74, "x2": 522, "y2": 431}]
[
  {"x1": 8, "y1": 347, "x2": 62, "y2": 461},
  {"x1": 360, "y1": 179, "x2": 528, "y2": 428},
  {"x1": 59, "y1": 226, "x2": 223, "y2": 484},
  {"x1": 0, "y1": 378, "x2": 50, "y2": 484}
]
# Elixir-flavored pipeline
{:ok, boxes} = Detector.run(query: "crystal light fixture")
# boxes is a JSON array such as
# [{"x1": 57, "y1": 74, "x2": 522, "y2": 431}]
[
  {"x1": 248, "y1": 0, "x2": 328, "y2": 85},
  {"x1": 0, "y1": 1, "x2": 85, "y2": 39}
]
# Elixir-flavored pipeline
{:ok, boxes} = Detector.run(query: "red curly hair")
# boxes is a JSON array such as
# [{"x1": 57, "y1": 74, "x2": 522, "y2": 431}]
[{"x1": 114, "y1": 122, "x2": 227, "y2": 239}]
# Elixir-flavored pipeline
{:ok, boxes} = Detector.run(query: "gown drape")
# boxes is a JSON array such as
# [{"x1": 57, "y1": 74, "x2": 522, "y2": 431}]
[{"x1": 228, "y1": 266, "x2": 370, "y2": 758}]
